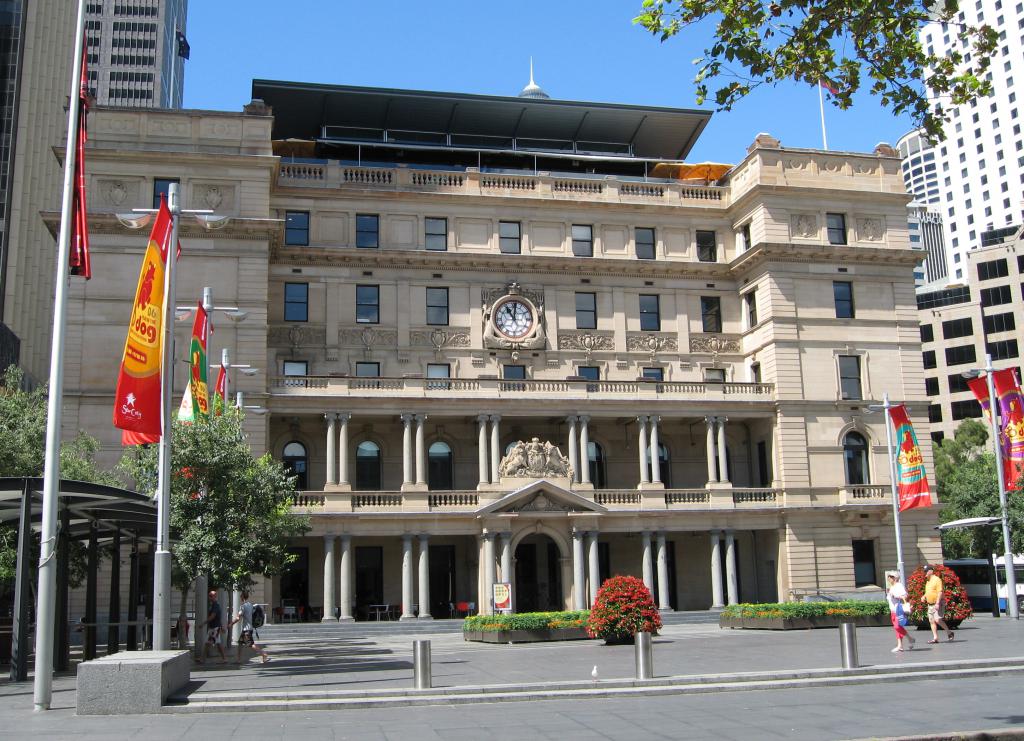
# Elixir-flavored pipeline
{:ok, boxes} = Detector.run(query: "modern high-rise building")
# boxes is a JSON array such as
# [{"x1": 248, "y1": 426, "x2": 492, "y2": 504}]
[
  {"x1": 84, "y1": 0, "x2": 188, "y2": 108},
  {"x1": 919, "y1": 5, "x2": 1024, "y2": 282},
  {"x1": 897, "y1": 129, "x2": 948, "y2": 286}
]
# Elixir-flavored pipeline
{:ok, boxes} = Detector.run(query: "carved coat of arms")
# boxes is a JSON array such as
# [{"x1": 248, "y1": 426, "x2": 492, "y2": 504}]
[{"x1": 498, "y1": 437, "x2": 573, "y2": 479}]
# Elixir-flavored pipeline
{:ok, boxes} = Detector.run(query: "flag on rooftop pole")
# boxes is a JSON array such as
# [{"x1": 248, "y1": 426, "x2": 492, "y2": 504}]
[
  {"x1": 993, "y1": 368, "x2": 1024, "y2": 490},
  {"x1": 175, "y1": 29, "x2": 190, "y2": 59},
  {"x1": 69, "y1": 36, "x2": 91, "y2": 279},
  {"x1": 113, "y1": 195, "x2": 174, "y2": 440},
  {"x1": 177, "y1": 302, "x2": 209, "y2": 423},
  {"x1": 887, "y1": 404, "x2": 932, "y2": 511}
]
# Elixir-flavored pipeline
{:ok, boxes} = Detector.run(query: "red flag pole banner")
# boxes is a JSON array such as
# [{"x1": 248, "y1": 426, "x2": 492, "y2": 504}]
[
  {"x1": 177, "y1": 302, "x2": 210, "y2": 423},
  {"x1": 967, "y1": 375, "x2": 994, "y2": 420},
  {"x1": 69, "y1": 34, "x2": 90, "y2": 279},
  {"x1": 888, "y1": 404, "x2": 932, "y2": 511},
  {"x1": 214, "y1": 363, "x2": 227, "y2": 415},
  {"x1": 993, "y1": 368, "x2": 1024, "y2": 490},
  {"x1": 113, "y1": 195, "x2": 174, "y2": 439}
]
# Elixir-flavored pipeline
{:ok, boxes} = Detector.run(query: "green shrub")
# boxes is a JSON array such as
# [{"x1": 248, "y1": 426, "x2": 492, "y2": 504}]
[
  {"x1": 721, "y1": 600, "x2": 888, "y2": 619},
  {"x1": 462, "y1": 610, "x2": 590, "y2": 633}
]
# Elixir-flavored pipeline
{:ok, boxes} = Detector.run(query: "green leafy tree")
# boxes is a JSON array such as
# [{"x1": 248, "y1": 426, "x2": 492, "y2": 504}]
[{"x1": 635, "y1": 0, "x2": 999, "y2": 138}]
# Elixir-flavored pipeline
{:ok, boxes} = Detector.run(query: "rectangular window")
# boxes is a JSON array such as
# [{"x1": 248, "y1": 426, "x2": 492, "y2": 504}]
[
  {"x1": 696, "y1": 230, "x2": 717, "y2": 262},
  {"x1": 951, "y1": 399, "x2": 983, "y2": 420},
  {"x1": 499, "y1": 221, "x2": 521, "y2": 254},
  {"x1": 740, "y1": 222, "x2": 752, "y2": 251},
  {"x1": 920, "y1": 324, "x2": 934, "y2": 343},
  {"x1": 639, "y1": 294, "x2": 661, "y2": 331},
  {"x1": 925, "y1": 377, "x2": 939, "y2": 395},
  {"x1": 426, "y1": 363, "x2": 451, "y2": 390},
  {"x1": 744, "y1": 291, "x2": 758, "y2": 328},
  {"x1": 928, "y1": 404, "x2": 944, "y2": 423},
  {"x1": 750, "y1": 362, "x2": 762, "y2": 383},
  {"x1": 284, "y1": 210, "x2": 309, "y2": 246},
  {"x1": 426, "y1": 287, "x2": 449, "y2": 326},
  {"x1": 705, "y1": 368, "x2": 726, "y2": 383},
  {"x1": 978, "y1": 258, "x2": 1009, "y2": 280},
  {"x1": 356, "y1": 214, "x2": 379, "y2": 249},
  {"x1": 984, "y1": 312, "x2": 1016, "y2": 334},
  {"x1": 284, "y1": 282, "x2": 308, "y2": 322},
  {"x1": 852, "y1": 540, "x2": 878, "y2": 587},
  {"x1": 948, "y1": 373, "x2": 971, "y2": 393},
  {"x1": 356, "y1": 285, "x2": 379, "y2": 324},
  {"x1": 502, "y1": 364, "x2": 526, "y2": 391},
  {"x1": 153, "y1": 177, "x2": 178, "y2": 208},
  {"x1": 701, "y1": 296, "x2": 722, "y2": 333},
  {"x1": 578, "y1": 365, "x2": 600, "y2": 391},
  {"x1": 987, "y1": 339, "x2": 1020, "y2": 360},
  {"x1": 572, "y1": 224, "x2": 593, "y2": 257},
  {"x1": 833, "y1": 281, "x2": 855, "y2": 318},
  {"x1": 642, "y1": 367, "x2": 664, "y2": 382},
  {"x1": 826, "y1": 213, "x2": 848, "y2": 245},
  {"x1": 945, "y1": 344, "x2": 978, "y2": 366},
  {"x1": 923, "y1": 350, "x2": 937, "y2": 369},
  {"x1": 635, "y1": 227, "x2": 656, "y2": 260},
  {"x1": 942, "y1": 317, "x2": 974, "y2": 339},
  {"x1": 838, "y1": 355, "x2": 862, "y2": 400},
  {"x1": 355, "y1": 362, "x2": 380, "y2": 377},
  {"x1": 981, "y1": 284, "x2": 1013, "y2": 306},
  {"x1": 425, "y1": 217, "x2": 447, "y2": 251},
  {"x1": 283, "y1": 360, "x2": 308, "y2": 376},
  {"x1": 575, "y1": 292, "x2": 596, "y2": 329}
]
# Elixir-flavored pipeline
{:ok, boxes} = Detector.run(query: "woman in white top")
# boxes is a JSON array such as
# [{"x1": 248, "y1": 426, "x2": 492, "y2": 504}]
[{"x1": 886, "y1": 572, "x2": 915, "y2": 653}]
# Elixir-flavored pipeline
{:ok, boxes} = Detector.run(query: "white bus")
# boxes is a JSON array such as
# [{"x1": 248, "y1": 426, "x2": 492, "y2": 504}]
[{"x1": 944, "y1": 556, "x2": 1024, "y2": 612}]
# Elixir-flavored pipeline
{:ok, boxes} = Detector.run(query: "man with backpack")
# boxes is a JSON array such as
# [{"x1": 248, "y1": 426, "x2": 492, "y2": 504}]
[{"x1": 228, "y1": 591, "x2": 270, "y2": 665}]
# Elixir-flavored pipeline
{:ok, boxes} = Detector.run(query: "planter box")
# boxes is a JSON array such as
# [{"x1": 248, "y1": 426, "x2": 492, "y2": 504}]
[
  {"x1": 463, "y1": 627, "x2": 590, "y2": 643},
  {"x1": 719, "y1": 613, "x2": 890, "y2": 630}
]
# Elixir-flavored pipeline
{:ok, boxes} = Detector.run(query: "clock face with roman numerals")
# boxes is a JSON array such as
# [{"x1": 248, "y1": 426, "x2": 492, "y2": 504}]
[{"x1": 494, "y1": 299, "x2": 533, "y2": 339}]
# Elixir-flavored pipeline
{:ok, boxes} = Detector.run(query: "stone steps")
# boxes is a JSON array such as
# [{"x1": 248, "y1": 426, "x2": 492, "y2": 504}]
[{"x1": 165, "y1": 656, "x2": 1024, "y2": 714}]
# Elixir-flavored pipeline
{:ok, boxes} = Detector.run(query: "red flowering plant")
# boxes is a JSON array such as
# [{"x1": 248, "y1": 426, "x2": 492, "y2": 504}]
[
  {"x1": 585, "y1": 575, "x2": 662, "y2": 643},
  {"x1": 905, "y1": 564, "x2": 973, "y2": 625}
]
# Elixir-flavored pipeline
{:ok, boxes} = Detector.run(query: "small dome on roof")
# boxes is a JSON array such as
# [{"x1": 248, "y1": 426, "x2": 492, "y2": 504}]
[{"x1": 518, "y1": 58, "x2": 550, "y2": 99}]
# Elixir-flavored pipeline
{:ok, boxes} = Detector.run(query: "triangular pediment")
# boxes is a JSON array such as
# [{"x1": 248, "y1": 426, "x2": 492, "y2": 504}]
[{"x1": 476, "y1": 479, "x2": 607, "y2": 515}]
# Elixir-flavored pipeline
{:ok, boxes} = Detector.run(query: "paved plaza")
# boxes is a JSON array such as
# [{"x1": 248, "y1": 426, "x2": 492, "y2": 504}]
[{"x1": 0, "y1": 615, "x2": 1022, "y2": 739}]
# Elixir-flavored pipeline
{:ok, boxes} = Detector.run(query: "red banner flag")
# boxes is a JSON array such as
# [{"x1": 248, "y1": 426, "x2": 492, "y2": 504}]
[
  {"x1": 113, "y1": 195, "x2": 174, "y2": 438},
  {"x1": 121, "y1": 429, "x2": 158, "y2": 446},
  {"x1": 993, "y1": 368, "x2": 1024, "y2": 490},
  {"x1": 213, "y1": 363, "x2": 227, "y2": 415},
  {"x1": 69, "y1": 36, "x2": 91, "y2": 279},
  {"x1": 967, "y1": 376, "x2": 993, "y2": 420},
  {"x1": 888, "y1": 404, "x2": 932, "y2": 511},
  {"x1": 177, "y1": 303, "x2": 210, "y2": 423}
]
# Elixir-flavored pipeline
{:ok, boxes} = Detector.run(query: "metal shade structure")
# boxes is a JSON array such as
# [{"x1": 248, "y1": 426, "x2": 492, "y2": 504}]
[{"x1": 935, "y1": 517, "x2": 1003, "y2": 530}]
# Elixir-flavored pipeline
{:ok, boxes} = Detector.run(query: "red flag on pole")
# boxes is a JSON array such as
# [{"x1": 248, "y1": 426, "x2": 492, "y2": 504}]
[
  {"x1": 213, "y1": 363, "x2": 227, "y2": 415},
  {"x1": 888, "y1": 404, "x2": 932, "y2": 511},
  {"x1": 993, "y1": 368, "x2": 1024, "y2": 490},
  {"x1": 69, "y1": 35, "x2": 90, "y2": 279}
]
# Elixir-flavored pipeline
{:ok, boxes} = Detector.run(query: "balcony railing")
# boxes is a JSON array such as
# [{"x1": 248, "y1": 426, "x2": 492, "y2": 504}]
[
  {"x1": 270, "y1": 375, "x2": 775, "y2": 402},
  {"x1": 278, "y1": 162, "x2": 729, "y2": 207}
]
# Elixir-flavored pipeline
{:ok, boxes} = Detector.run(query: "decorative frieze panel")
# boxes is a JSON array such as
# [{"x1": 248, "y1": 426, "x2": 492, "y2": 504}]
[
  {"x1": 791, "y1": 213, "x2": 818, "y2": 239},
  {"x1": 94, "y1": 178, "x2": 141, "y2": 209},
  {"x1": 410, "y1": 328, "x2": 472, "y2": 350},
  {"x1": 339, "y1": 327, "x2": 398, "y2": 349},
  {"x1": 625, "y1": 333, "x2": 678, "y2": 354},
  {"x1": 856, "y1": 216, "x2": 885, "y2": 242},
  {"x1": 558, "y1": 332, "x2": 615, "y2": 354},
  {"x1": 269, "y1": 325, "x2": 326, "y2": 349},
  {"x1": 689, "y1": 334, "x2": 741, "y2": 354},
  {"x1": 190, "y1": 182, "x2": 237, "y2": 213}
]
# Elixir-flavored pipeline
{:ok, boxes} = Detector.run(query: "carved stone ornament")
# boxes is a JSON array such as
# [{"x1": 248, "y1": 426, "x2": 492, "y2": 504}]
[
  {"x1": 625, "y1": 334, "x2": 678, "y2": 354},
  {"x1": 558, "y1": 332, "x2": 614, "y2": 356},
  {"x1": 339, "y1": 327, "x2": 398, "y2": 348},
  {"x1": 498, "y1": 438, "x2": 574, "y2": 480},
  {"x1": 410, "y1": 328, "x2": 471, "y2": 350},
  {"x1": 510, "y1": 493, "x2": 570, "y2": 513},
  {"x1": 857, "y1": 217, "x2": 884, "y2": 241},
  {"x1": 482, "y1": 280, "x2": 546, "y2": 350},
  {"x1": 792, "y1": 214, "x2": 818, "y2": 239},
  {"x1": 689, "y1": 335, "x2": 741, "y2": 354},
  {"x1": 106, "y1": 180, "x2": 127, "y2": 206},
  {"x1": 202, "y1": 185, "x2": 224, "y2": 209},
  {"x1": 269, "y1": 325, "x2": 326, "y2": 349}
]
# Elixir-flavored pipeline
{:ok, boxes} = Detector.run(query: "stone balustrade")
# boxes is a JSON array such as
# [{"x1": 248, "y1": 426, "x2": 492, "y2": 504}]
[{"x1": 838, "y1": 484, "x2": 891, "y2": 506}]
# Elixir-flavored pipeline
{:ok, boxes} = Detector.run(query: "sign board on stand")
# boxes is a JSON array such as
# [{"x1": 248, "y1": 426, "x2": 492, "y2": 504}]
[{"x1": 493, "y1": 582, "x2": 512, "y2": 613}]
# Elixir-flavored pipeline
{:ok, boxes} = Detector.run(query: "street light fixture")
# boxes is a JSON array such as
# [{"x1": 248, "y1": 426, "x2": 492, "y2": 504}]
[
  {"x1": 936, "y1": 517, "x2": 1005, "y2": 617},
  {"x1": 960, "y1": 354, "x2": 1020, "y2": 620}
]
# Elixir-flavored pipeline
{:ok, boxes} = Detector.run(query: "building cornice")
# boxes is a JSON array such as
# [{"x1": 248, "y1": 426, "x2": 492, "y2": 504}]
[{"x1": 41, "y1": 211, "x2": 282, "y2": 241}]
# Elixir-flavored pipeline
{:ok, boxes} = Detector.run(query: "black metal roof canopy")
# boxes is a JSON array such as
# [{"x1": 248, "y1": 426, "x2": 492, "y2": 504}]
[
  {"x1": 0, "y1": 477, "x2": 157, "y2": 542},
  {"x1": 252, "y1": 80, "x2": 712, "y2": 161}
]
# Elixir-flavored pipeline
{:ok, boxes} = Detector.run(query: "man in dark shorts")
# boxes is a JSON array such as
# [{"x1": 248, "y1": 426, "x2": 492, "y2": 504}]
[
  {"x1": 198, "y1": 589, "x2": 227, "y2": 664},
  {"x1": 228, "y1": 590, "x2": 269, "y2": 664}
]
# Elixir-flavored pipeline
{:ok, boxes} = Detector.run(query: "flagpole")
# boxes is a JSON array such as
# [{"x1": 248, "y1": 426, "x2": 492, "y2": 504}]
[
  {"x1": 33, "y1": 0, "x2": 87, "y2": 712},
  {"x1": 152, "y1": 182, "x2": 182, "y2": 650},
  {"x1": 818, "y1": 82, "x2": 829, "y2": 151},
  {"x1": 882, "y1": 392, "x2": 906, "y2": 583}
]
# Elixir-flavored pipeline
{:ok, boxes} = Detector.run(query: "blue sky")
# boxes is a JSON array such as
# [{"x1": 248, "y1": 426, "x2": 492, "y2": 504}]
[{"x1": 182, "y1": 0, "x2": 915, "y2": 163}]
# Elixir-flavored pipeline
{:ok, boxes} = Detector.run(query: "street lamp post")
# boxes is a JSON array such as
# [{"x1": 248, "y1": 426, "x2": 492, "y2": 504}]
[{"x1": 867, "y1": 393, "x2": 907, "y2": 583}]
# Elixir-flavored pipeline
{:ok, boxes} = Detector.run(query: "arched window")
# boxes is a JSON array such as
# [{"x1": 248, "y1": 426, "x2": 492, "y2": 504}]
[
  {"x1": 282, "y1": 441, "x2": 308, "y2": 491},
  {"x1": 645, "y1": 443, "x2": 671, "y2": 487},
  {"x1": 355, "y1": 440, "x2": 382, "y2": 490},
  {"x1": 428, "y1": 441, "x2": 453, "y2": 490},
  {"x1": 588, "y1": 441, "x2": 606, "y2": 489},
  {"x1": 844, "y1": 431, "x2": 870, "y2": 486}
]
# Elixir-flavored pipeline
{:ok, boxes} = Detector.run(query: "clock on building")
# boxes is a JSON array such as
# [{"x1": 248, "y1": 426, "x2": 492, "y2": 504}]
[
  {"x1": 494, "y1": 298, "x2": 534, "y2": 339},
  {"x1": 482, "y1": 281, "x2": 546, "y2": 350}
]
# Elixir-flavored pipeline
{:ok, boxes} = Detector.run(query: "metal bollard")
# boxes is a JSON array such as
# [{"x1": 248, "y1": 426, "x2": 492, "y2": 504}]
[
  {"x1": 634, "y1": 631, "x2": 654, "y2": 680},
  {"x1": 413, "y1": 639, "x2": 432, "y2": 689},
  {"x1": 839, "y1": 622, "x2": 858, "y2": 669}
]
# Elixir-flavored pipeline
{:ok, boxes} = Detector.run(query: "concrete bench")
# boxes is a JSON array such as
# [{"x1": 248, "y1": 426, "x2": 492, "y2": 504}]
[{"x1": 77, "y1": 650, "x2": 191, "y2": 715}]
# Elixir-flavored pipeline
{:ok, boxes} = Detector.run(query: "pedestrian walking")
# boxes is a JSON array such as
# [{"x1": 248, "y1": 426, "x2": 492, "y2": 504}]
[
  {"x1": 923, "y1": 565, "x2": 954, "y2": 644},
  {"x1": 197, "y1": 589, "x2": 227, "y2": 664},
  {"x1": 229, "y1": 590, "x2": 270, "y2": 665},
  {"x1": 885, "y1": 572, "x2": 915, "y2": 653}
]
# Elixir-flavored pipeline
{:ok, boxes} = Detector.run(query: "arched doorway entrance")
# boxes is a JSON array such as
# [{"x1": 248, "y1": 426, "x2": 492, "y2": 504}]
[{"x1": 514, "y1": 533, "x2": 563, "y2": 612}]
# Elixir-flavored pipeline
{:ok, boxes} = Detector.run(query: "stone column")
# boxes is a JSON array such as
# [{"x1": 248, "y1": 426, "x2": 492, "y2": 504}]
[
  {"x1": 717, "y1": 417, "x2": 729, "y2": 484},
  {"x1": 230, "y1": 589, "x2": 242, "y2": 644},
  {"x1": 586, "y1": 531, "x2": 600, "y2": 604},
  {"x1": 656, "y1": 531, "x2": 672, "y2": 611},
  {"x1": 705, "y1": 416, "x2": 718, "y2": 483},
  {"x1": 641, "y1": 531, "x2": 654, "y2": 594},
  {"x1": 401, "y1": 414, "x2": 414, "y2": 486},
  {"x1": 499, "y1": 532, "x2": 512, "y2": 582},
  {"x1": 579, "y1": 415, "x2": 591, "y2": 485},
  {"x1": 489, "y1": 415, "x2": 501, "y2": 484},
  {"x1": 650, "y1": 416, "x2": 662, "y2": 484},
  {"x1": 325, "y1": 414, "x2": 337, "y2": 487},
  {"x1": 572, "y1": 530, "x2": 586, "y2": 610},
  {"x1": 482, "y1": 532, "x2": 496, "y2": 615},
  {"x1": 418, "y1": 535, "x2": 432, "y2": 619},
  {"x1": 567, "y1": 415, "x2": 579, "y2": 484},
  {"x1": 709, "y1": 530, "x2": 725, "y2": 608},
  {"x1": 725, "y1": 530, "x2": 738, "y2": 605},
  {"x1": 192, "y1": 574, "x2": 207, "y2": 657},
  {"x1": 338, "y1": 535, "x2": 354, "y2": 621},
  {"x1": 337, "y1": 413, "x2": 351, "y2": 487},
  {"x1": 637, "y1": 415, "x2": 650, "y2": 485},
  {"x1": 322, "y1": 535, "x2": 337, "y2": 621},
  {"x1": 477, "y1": 414, "x2": 489, "y2": 486},
  {"x1": 401, "y1": 534, "x2": 415, "y2": 619},
  {"x1": 415, "y1": 414, "x2": 427, "y2": 486}
]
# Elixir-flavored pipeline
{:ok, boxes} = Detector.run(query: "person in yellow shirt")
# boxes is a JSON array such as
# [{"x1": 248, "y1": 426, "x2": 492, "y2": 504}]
[{"x1": 924, "y1": 565, "x2": 954, "y2": 644}]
